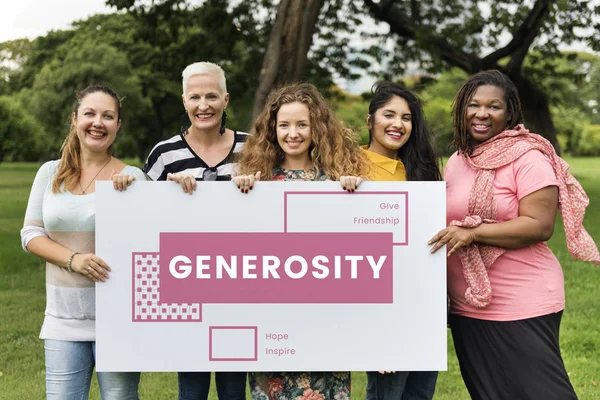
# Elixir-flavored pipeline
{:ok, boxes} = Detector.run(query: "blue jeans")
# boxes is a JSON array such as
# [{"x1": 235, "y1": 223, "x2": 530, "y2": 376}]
[
  {"x1": 45, "y1": 339, "x2": 140, "y2": 400},
  {"x1": 365, "y1": 371, "x2": 438, "y2": 400},
  {"x1": 178, "y1": 371, "x2": 247, "y2": 400}
]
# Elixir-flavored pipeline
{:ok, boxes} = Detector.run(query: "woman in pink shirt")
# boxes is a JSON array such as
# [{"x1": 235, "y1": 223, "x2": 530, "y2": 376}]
[{"x1": 429, "y1": 70, "x2": 599, "y2": 400}]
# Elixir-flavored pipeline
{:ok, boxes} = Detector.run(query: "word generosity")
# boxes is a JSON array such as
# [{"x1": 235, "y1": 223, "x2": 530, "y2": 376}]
[{"x1": 169, "y1": 255, "x2": 387, "y2": 280}]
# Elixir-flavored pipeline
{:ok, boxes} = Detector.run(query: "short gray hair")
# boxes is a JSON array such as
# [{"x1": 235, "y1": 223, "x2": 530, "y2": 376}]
[{"x1": 182, "y1": 62, "x2": 227, "y2": 95}]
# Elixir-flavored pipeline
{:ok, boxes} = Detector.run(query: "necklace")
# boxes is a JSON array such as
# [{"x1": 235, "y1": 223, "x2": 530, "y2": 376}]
[{"x1": 79, "y1": 156, "x2": 112, "y2": 194}]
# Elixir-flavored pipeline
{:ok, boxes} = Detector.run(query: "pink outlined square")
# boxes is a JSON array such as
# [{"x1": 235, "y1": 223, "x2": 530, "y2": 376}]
[
  {"x1": 284, "y1": 191, "x2": 409, "y2": 245},
  {"x1": 209, "y1": 326, "x2": 258, "y2": 361}
]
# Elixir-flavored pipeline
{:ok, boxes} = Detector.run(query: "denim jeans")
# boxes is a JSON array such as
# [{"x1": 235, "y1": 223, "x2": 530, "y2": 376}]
[
  {"x1": 178, "y1": 371, "x2": 247, "y2": 400},
  {"x1": 365, "y1": 371, "x2": 438, "y2": 400},
  {"x1": 45, "y1": 339, "x2": 140, "y2": 400}
]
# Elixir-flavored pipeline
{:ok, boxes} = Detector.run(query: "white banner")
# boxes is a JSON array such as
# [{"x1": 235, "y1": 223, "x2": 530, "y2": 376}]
[{"x1": 95, "y1": 181, "x2": 447, "y2": 372}]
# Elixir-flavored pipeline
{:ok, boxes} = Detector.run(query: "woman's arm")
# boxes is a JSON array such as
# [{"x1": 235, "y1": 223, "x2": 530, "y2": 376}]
[
  {"x1": 20, "y1": 161, "x2": 109, "y2": 281},
  {"x1": 429, "y1": 185, "x2": 558, "y2": 255},
  {"x1": 26, "y1": 237, "x2": 110, "y2": 281}
]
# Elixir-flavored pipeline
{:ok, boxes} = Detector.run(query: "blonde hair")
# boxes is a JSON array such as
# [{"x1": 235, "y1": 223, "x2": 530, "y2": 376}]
[
  {"x1": 52, "y1": 85, "x2": 121, "y2": 193},
  {"x1": 238, "y1": 83, "x2": 369, "y2": 180},
  {"x1": 182, "y1": 62, "x2": 227, "y2": 95}
]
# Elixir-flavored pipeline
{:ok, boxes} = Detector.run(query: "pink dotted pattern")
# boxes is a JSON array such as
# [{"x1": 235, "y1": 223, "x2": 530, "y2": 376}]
[{"x1": 133, "y1": 252, "x2": 201, "y2": 321}]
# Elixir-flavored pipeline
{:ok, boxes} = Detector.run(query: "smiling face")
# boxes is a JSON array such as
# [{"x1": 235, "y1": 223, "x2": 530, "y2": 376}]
[
  {"x1": 182, "y1": 73, "x2": 230, "y2": 133},
  {"x1": 466, "y1": 84, "x2": 510, "y2": 144},
  {"x1": 73, "y1": 91, "x2": 120, "y2": 153},
  {"x1": 368, "y1": 95, "x2": 412, "y2": 159},
  {"x1": 276, "y1": 102, "x2": 312, "y2": 166}
]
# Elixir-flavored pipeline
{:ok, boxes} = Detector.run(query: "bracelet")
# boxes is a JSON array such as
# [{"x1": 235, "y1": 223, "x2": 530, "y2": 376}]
[{"x1": 67, "y1": 252, "x2": 79, "y2": 273}]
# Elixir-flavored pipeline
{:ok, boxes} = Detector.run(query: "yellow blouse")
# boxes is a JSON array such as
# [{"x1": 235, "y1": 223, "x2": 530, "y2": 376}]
[{"x1": 362, "y1": 146, "x2": 407, "y2": 182}]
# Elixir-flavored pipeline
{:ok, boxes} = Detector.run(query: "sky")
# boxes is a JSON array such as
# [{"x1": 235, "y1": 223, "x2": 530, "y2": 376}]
[{"x1": 0, "y1": 0, "x2": 113, "y2": 43}]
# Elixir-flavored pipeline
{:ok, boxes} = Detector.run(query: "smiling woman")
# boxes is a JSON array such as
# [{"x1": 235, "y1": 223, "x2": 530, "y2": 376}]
[
  {"x1": 465, "y1": 85, "x2": 510, "y2": 144},
  {"x1": 233, "y1": 82, "x2": 370, "y2": 400},
  {"x1": 142, "y1": 62, "x2": 249, "y2": 196},
  {"x1": 431, "y1": 69, "x2": 600, "y2": 400},
  {"x1": 359, "y1": 82, "x2": 441, "y2": 400},
  {"x1": 20, "y1": 84, "x2": 145, "y2": 399},
  {"x1": 141, "y1": 61, "x2": 249, "y2": 399}
]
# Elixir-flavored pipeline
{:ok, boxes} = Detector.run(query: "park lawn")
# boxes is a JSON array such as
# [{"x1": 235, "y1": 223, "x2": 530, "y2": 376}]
[{"x1": 1, "y1": 159, "x2": 599, "y2": 399}]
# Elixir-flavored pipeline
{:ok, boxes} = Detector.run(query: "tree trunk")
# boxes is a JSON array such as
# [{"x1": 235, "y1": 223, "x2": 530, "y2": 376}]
[
  {"x1": 510, "y1": 74, "x2": 560, "y2": 152},
  {"x1": 251, "y1": 0, "x2": 325, "y2": 122}
]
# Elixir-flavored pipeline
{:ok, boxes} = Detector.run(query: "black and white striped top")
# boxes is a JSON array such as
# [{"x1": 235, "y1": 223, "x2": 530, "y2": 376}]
[{"x1": 143, "y1": 131, "x2": 249, "y2": 181}]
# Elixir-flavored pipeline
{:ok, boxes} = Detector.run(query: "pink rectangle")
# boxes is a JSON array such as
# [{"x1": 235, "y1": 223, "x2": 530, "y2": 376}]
[
  {"x1": 159, "y1": 232, "x2": 393, "y2": 305},
  {"x1": 209, "y1": 326, "x2": 258, "y2": 361}
]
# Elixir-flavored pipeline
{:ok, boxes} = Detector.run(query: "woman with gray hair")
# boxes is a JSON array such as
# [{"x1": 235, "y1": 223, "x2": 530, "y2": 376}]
[
  {"x1": 143, "y1": 61, "x2": 249, "y2": 191},
  {"x1": 142, "y1": 61, "x2": 248, "y2": 399}
]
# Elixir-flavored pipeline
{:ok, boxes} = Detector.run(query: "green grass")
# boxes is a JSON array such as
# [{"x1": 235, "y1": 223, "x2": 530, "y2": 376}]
[{"x1": 1, "y1": 159, "x2": 599, "y2": 399}]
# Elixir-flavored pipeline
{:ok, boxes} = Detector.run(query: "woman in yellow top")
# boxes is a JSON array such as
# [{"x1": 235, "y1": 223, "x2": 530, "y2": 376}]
[{"x1": 354, "y1": 82, "x2": 442, "y2": 400}]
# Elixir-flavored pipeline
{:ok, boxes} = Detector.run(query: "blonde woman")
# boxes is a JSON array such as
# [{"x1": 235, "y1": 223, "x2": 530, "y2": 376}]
[{"x1": 21, "y1": 85, "x2": 144, "y2": 399}]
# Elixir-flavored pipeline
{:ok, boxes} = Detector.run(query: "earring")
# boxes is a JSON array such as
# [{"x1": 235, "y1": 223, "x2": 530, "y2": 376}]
[
  {"x1": 220, "y1": 110, "x2": 227, "y2": 135},
  {"x1": 180, "y1": 112, "x2": 189, "y2": 136}
]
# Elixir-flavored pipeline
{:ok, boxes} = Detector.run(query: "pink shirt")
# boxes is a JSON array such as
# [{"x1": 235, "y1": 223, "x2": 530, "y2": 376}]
[{"x1": 445, "y1": 150, "x2": 564, "y2": 321}]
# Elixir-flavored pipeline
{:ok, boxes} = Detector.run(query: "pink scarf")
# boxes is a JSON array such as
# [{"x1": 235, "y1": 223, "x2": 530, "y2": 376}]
[{"x1": 452, "y1": 124, "x2": 600, "y2": 308}]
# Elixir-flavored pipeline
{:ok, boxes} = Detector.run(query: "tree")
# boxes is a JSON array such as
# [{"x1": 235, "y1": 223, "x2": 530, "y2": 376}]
[
  {"x1": 105, "y1": 0, "x2": 277, "y2": 154},
  {"x1": 253, "y1": 0, "x2": 599, "y2": 152},
  {"x1": 251, "y1": 0, "x2": 326, "y2": 119},
  {"x1": 359, "y1": 0, "x2": 600, "y2": 152},
  {"x1": 2, "y1": 1, "x2": 273, "y2": 160},
  {"x1": 0, "y1": 96, "x2": 49, "y2": 162},
  {"x1": 26, "y1": 40, "x2": 150, "y2": 158},
  {"x1": 0, "y1": 39, "x2": 32, "y2": 95}
]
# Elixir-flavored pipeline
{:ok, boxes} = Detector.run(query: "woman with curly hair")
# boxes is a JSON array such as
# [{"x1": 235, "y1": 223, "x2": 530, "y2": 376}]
[
  {"x1": 234, "y1": 83, "x2": 369, "y2": 399},
  {"x1": 233, "y1": 82, "x2": 369, "y2": 191}
]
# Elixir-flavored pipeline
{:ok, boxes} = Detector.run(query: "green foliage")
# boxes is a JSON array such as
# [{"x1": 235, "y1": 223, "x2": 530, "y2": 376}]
[
  {"x1": 552, "y1": 104, "x2": 588, "y2": 155},
  {"x1": 417, "y1": 69, "x2": 468, "y2": 155},
  {"x1": 355, "y1": 1, "x2": 600, "y2": 77},
  {"x1": 525, "y1": 52, "x2": 600, "y2": 124},
  {"x1": 0, "y1": 39, "x2": 32, "y2": 95},
  {"x1": 26, "y1": 41, "x2": 150, "y2": 158},
  {"x1": 421, "y1": 95, "x2": 454, "y2": 156},
  {"x1": 575, "y1": 125, "x2": 600, "y2": 157},
  {"x1": 0, "y1": 2, "x2": 274, "y2": 161},
  {"x1": 0, "y1": 96, "x2": 49, "y2": 162},
  {"x1": 331, "y1": 92, "x2": 370, "y2": 145},
  {"x1": 573, "y1": 53, "x2": 600, "y2": 124}
]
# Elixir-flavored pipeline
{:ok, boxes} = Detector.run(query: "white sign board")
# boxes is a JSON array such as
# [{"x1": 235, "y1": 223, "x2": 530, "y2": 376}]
[{"x1": 95, "y1": 181, "x2": 447, "y2": 372}]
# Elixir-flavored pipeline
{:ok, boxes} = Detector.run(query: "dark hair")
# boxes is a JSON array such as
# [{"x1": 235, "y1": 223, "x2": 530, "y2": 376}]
[
  {"x1": 368, "y1": 82, "x2": 442, "y2": 181},
  {"x1": 52, "y1": 84, "x2": 122, "y2": 193},
  {"x1": 451, "y1": 70, "x2": 523, "y2": 155}
]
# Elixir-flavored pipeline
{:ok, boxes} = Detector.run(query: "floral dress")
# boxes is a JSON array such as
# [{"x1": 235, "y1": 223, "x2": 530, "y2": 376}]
[
  {"x1": 270, "y1": 166, "x2": 328, "y2": 182},
  {"x1": 248, "y1": 166, "x2": 350, "y2": 400},
  {"x1": 249, "y1": 371, "x2": 350, "y2": 400}
]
